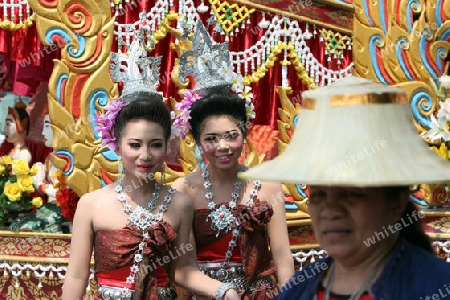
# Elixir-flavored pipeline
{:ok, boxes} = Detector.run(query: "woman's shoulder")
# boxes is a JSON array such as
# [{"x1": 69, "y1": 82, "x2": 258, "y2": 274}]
[
  {"x1": 381, "y1": 241, "x2": 450, "y2": 298},
  {"x1": 77, "y1": 184, "x2": 115, "y2": 208},
  {"x1": 166, "y1": 185, "x2": 194, "y2": 210},
  {"x1": 407, "y1": 244, "x2": 450, "y2": 274},
  {"x1": 171, "y1": 170, "x2": 202, "y2": 192},
  {"x1": 254, "y1": 179, "x2": 284, "y2": 204},
  {"x1": 382, "y1": 240, "x2": 450, "y2": 284}
]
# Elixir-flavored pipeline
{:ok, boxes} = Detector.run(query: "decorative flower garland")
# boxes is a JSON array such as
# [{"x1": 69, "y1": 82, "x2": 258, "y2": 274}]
[
  {"x1": 113, "y1": 2, "x2": 352, "y2": 89},
  {"x1": 95, "y1": 98, "x2": 128, "y2": 151},
  {"x1": 0, "y1": 0, "x2": 35, "y2": 31},
  {"x1": 172, "y1": 62, "x2": 256, "y2": 139},
  {"x1": 0, "y1": 15, "x2": 35, "y2": 31}
]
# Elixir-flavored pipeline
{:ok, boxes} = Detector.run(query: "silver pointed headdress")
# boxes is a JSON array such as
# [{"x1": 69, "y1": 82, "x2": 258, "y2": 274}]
[
  {"x1": 179, "y1": 20, "x2": 232, "y2": 96},
  {"x1": 110, "y1": 28, "x2": 162, "y2": 101}
]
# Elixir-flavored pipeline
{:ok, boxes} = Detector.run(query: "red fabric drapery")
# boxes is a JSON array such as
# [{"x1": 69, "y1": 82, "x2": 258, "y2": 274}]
[
  {"x1": 1, "y1": 2, "x2": 352, "y2": 128},
  {"x1": 111, "y1": 2, "x2": 352, "y2": 130},
  {"x1": 0, "y1": 1, "x2": 352, "y2": 167}
]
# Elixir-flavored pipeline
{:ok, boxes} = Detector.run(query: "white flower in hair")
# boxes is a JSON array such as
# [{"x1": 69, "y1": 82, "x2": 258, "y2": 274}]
[
  {"x1": 246, "y1": 103, "x2": 256, "y2": 119},
  {"x1": 218, "y1": 61, "x2": 234, "y2": 82},
  {"x1": 237, "y1": 86, "x2": 254, "y2": 102},
  {"x1": 230, "y1": 73, "x2": 244, "y2": 92}
]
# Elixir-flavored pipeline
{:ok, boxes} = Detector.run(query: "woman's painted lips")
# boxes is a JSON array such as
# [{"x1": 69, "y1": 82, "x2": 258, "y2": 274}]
[{"x1": 137, "y1": 165, "x2": 152, "y2": 171}]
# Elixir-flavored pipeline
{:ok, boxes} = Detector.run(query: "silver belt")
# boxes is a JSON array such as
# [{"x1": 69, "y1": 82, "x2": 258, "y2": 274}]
[
  {"x1": 199, "y1": 262, "x2": 248, "y2": 291},
  {"x1": 249, "y1": 275, "x2": 274, "y2": 292},
  {"x1": 199, "y1": 261, "x2": 274, "y2": 293},
  {"x1": 98, "y1": 285, "x2": 177, "y2": 300}
]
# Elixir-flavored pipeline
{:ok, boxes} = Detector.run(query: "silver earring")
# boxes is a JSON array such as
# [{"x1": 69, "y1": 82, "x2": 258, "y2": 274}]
[
  {"x1": 117, "y1": 156, "x2": 125, "y2": 180},
  {"x1": 195, "y1": 146, "x2": 205, "y2": 169},
  {"x1": 243, "y1": 139, "x2": 248, "y2": 166},
  {"x1": 162, "y1": 164, "x2": 166, "y2": 185}
]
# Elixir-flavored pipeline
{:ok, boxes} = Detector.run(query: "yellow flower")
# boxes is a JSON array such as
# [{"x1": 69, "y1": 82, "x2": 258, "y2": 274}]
[
  {"x1": 31, "y1": 197, "x2": 43, "y2": 208},
  {"x1": 0, "y1": 155, "x2": 12, "y2": 165},
  {"x1": 12, "y1": 159, "x2": 29, "y2": 176},
  {"x1": 4, "y1": 182, "x2": 22, "y2": 201},
  {"x1": 0, "y1": 164, "x2": 5, "y2": 174},
  {"x1": 17, "y1": 175, "x2": 35, "y2": 193},
  {"x1": 29, "y1": 165, "x2": 39, "y2": 176}
]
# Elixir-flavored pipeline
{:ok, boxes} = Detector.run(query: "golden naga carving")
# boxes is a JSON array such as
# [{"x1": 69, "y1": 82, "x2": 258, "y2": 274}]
[
  {"x1": 28, "y1": 0, "x2": 119, "y2": 196},
  {"x1": 27, "y1": 1, "x2": 183, "y2": 191},
  {"x1": 276, "y1": 87, "x2": 310, "y2": 222},
  {"x1": 352, "y1": 0, "x2": 450, "y2": 209}
]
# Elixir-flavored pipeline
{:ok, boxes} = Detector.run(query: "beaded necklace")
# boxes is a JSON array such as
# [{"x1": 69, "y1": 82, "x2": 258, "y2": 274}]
[
  {"x1": 201, "y1": 164, "x2": 261, "y2": 280},
  {"x1": 114, "y1": 178, "x2": 175, "y2": 297}
]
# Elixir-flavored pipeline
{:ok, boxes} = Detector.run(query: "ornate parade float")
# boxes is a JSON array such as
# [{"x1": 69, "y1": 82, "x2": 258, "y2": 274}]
[{"x1": 0, "y1": 0, "x2": 449, "y2": 298}]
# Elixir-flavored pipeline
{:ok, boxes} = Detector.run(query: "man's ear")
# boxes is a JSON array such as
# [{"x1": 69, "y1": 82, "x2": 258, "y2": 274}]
[{"x1": 391, "y1": 188, "x2": 409, "y2": 221}]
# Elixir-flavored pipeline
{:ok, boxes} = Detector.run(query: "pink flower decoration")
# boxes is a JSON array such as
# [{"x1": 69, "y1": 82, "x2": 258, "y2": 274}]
[
  {"x1": 95, "y1": 98, "x2": 128, "y2": 151},
  {"x1": 173, "y1": 91, "x2": 201, "y2": 139}
]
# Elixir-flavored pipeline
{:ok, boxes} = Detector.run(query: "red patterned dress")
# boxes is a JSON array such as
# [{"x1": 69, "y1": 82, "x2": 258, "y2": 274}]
[
  {"x1": 94, "y1": 222, "x2": 178, "y2": 300},
  {"x1": 192, "y1": 199, "x2": 277, "y2": 299}
]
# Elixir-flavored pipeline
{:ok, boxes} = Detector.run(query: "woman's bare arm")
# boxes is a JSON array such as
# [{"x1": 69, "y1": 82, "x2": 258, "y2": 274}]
[
  {"x1": 168, "y1": 192, "x2": 239, "y2": 300},
  {"x1": 62, "y1": 194, "x2": 95, "y2": 300},
  {"x1": 264, "y1": 182, "x2": 295, "y2": 286}
]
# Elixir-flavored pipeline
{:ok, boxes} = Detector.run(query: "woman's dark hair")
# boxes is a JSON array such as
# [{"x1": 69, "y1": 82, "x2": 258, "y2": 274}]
[
  {"x1": 385, "y1": 186, "x2": 433, "y2": 253},
  {"x1": 113, "y1": 95, "x2": 171, "y2": 142},
  {"x1": 189, "y1": 92, "x2": 248, "y2": 142}
]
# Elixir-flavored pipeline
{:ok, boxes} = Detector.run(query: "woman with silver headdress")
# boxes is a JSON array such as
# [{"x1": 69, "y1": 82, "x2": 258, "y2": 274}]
[
  {"x1": 172, "y1": 92, "x2": 295, "y2": 299},
  {"x1": 62, "y1": 94, "x2": 240, "y2": 300},
  {"x1": 62, "y1": 35, "x2": 240, "y2": 300}
]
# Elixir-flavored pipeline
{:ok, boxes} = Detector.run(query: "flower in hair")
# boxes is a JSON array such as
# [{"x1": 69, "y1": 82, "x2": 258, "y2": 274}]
[
  {"x1": 217, "y1": 62, "x2": 234, "y2": 81},
  {"x1": 95, "y1": 98, "x2": 128, "y2": 151},
  {"x1": 172, "y1": 65, "x2": 256, "y2": 139},
  {"x1": 230, "y1": 73, "x2": 244, "y2": 92},
  {"x1": 173, "y1": 90, "x2": 201, "y2": 139},
  {"x1": 237, "y1": 86, "x2": 256, "y2": 119}
]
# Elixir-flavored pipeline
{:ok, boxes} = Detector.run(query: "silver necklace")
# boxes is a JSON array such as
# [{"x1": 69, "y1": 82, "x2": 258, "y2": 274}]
[
  {"x1": 201, "y1": 164, "x2": 261, "y2": 281},
  {"x1": 114, "y1": 178, "x2": 175, "y2": 296},
  {"x1": 116, "y1": 178, "x2": 166, "y2": 229},
  {"x1": 202, "y1": 164, "x2": 243, "y2": 236}
]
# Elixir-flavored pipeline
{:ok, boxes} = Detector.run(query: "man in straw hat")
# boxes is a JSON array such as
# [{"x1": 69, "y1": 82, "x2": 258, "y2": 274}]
[{"x1": 240, "y1": 76, "x2": 450, "y2": 299}]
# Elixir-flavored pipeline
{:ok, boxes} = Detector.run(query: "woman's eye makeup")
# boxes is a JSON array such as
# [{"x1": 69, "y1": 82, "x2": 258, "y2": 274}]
[
  {"x1": 129, "y1": 143, "x2": 140, "y2": 148},
  {"x1": 151, "y1": 142, "x2": 163, "y2": 148},
  {"x1": 228, "y1": 132, "x2": 239, "y2": 139},
  {"x1": 204, "y1": 131, "x2": 239, "y2": 142},
  {"x1": 205, "y1": 136, "x2": 218, "y2": 142}
]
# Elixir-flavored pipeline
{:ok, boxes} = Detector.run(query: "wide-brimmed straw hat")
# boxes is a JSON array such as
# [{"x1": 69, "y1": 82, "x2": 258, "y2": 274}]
[{"x1": 239, "y1": 76, "x2": 450, "y2": 186}]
